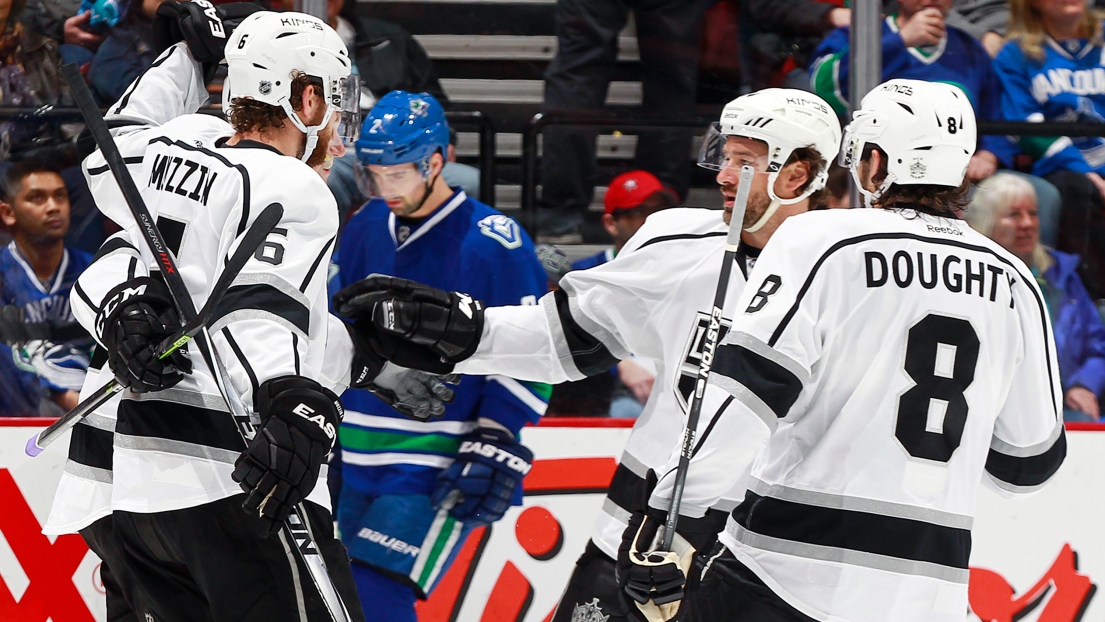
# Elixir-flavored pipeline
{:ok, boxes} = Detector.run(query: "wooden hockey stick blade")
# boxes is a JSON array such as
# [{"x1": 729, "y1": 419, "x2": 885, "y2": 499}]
[
  {"x1": 27, "y1": 204, "x2": 283, "y2": 456},
  {"x1": 660, "y1": 165, "x2": 755, "y2": 551}
]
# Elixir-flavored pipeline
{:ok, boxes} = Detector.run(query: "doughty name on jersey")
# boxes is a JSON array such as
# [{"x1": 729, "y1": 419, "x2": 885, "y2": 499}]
[{"x1": 864, "y1": 249, "x2": 1017, "y2": 305}]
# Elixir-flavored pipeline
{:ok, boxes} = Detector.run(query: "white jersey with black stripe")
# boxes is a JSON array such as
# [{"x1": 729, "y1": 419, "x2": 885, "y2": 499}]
[
  {"x1": 663, "y1": 208, "x2": 1065, "y2": 622},
  {"x1": 66, "y1": 43, "x2": 352, "y2": 516},
  {"x1": 457, "y1": 207, "x2": 773, "y2": 559}
]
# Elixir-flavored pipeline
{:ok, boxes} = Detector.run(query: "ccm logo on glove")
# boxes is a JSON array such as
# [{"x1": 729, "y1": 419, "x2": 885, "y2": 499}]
[
  {"x1": 96, "y1": 283, "x2": 148, "y2": 337},
  {"x1": 292, "y1": 402, "x2": 336, "y2": 440},
  {"x1": 457, "y1": 441, "x2": 532, "y2": 475}
]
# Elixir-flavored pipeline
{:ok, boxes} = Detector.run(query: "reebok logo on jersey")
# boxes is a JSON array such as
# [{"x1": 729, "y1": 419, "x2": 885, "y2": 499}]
[
  {"x1": 458, "y1": 441, "x2": 532, "y2": 474},
  {"x1": 148, "y1": 154, "x2": 219, "y2": 206},
  {"x1": 356, "y1": 528, "x2": 421, "y2": 557}
]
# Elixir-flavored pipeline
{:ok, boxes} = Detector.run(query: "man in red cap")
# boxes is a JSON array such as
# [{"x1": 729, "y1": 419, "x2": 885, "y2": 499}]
[{"x1": 572, "y1": 170, "x2": 677, "y2": 270}]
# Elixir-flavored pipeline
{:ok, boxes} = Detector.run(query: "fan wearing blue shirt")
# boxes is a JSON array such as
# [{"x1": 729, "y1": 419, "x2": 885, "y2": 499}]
[
  {"x1": 0, "y1": 159, "x2": 93, "y2": 414},
  {"x1": 331, "y1": 91, "x2": 549, "y2": 622}
]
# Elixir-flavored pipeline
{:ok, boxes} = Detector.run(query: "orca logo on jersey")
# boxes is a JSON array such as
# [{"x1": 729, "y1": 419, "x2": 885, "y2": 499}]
[
  {"x1": 148, "y1": 154, "x2": 219, "y2": 207},
  {"x1": 676, "y1": 312, "x2": 732, "y2": 412},
  {"x1": 477, "y1": 214, "x2": 524, "y2": 249}
]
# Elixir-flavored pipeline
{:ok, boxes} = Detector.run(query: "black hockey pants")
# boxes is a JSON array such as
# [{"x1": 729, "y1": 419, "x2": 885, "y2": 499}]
[
  {"x1": 107, "y1": 495, "x2": 365, "y2": 622},
  {"x1": 682, "y1": 544, "x2": 817, "y2": 622}
]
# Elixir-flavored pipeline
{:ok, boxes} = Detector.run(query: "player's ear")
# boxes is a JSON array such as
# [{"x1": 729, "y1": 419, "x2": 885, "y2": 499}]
[{"x1": 429, "y1": 150, "x2": 446, "y2": 176}]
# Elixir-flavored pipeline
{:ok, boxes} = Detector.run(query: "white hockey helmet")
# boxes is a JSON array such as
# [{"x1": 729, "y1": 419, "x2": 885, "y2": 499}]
[
  {"x1": 699, "y1": 89, "x2": 841, "y2": 231},
  {"x1": 224, "y1": 11, "x2": 359, "y2": 162},
  {"x1": 840, "y1": 78, "x2": 976, "y2": 205}
]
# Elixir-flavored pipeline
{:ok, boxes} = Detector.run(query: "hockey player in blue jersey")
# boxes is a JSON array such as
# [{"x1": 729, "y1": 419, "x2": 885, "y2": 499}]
[
  {"x1": 0, "y1": 159, "x2": 93, "y2": 412},
  {"x1": 809, "y1": 0, "x2": 1016, "y2": 183},
  {"x1": 334, "y1": 90, "x2": 548, "y2": 622}
]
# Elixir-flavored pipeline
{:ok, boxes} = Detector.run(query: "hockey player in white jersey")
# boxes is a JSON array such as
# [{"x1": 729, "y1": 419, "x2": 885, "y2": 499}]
[
  {"x1": 53, "y1": 6, "x2": 454, "y2": 621},
  {"x1": 332, "y1": 89, "x2": 842, "y2": 622},
  {"x1": 631, "y1": 78, "x2": 1065, "y2": 622}
]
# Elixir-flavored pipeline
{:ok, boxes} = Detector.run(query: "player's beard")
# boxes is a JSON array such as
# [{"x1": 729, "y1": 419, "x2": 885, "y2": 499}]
[{"x1": 721, "y1": 182, "x2": 771, "y2": 227}]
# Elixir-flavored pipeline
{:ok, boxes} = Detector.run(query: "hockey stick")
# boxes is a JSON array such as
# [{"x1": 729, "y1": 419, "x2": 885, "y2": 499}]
[
  {"x1": 660, "y1": 165, "x2": 755, "y2": 551},
  {"x1": 25, "y1": 202, "x2": 283, "y2": 456},
  {"x1": 58, "y1": 63, "x2": 352, "y2": 622}
]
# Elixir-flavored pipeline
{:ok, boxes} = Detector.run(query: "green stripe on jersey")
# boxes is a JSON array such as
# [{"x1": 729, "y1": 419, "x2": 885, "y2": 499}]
[
  {"x1": 525, "y1": 381, "x2": 553, "y2": 401},
  {"x1": 811, "y1": 53, "x2": 849, "y2": 116},
  {"x1": 339, "y1": 426, "x2": 461, "y2": 455},
  {"x1": 417, "y1": 514, "x2": 458, "y2": 588}
]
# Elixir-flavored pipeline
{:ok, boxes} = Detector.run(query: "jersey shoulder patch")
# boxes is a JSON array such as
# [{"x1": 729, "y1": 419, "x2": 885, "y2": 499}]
[{"x1": 476, "y1": 214, "x2": 524, "y2": 249}]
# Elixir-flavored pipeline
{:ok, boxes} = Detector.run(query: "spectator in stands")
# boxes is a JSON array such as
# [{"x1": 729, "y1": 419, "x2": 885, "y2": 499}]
[
  {"x1": 947, "y1": 0, "x2": 1012, "y2": 56},
  {"x1": 993, "y1": 0, "x2": 1105, "y2": 301},
  {"x1": 572, "y1": 170, "x2": 675, "y2": 270},
  {"x1": 0, "y1": 159, "x2": 93, "y2": 412},
  {"x1": 0, "y1": 0, "x2": 72, "y2": 106},
  {"x1": 966, "y1": 173, "x2": 1105, "y2": 423},
  {"x1": 810, "y1": 0, "x2": 1065, "y2": 248},
  {"x1": 85, "y1": 0, "x2": 159, "y2": 105},
  {"x1": 327, "y1": 0, "x2": 446, "y2": 103},
  {"x1": 742, "y1": 0, "x2": 851, "y2": 92},
  {"x1": 18, "y1": 0, "x2": 104, "y2": 63},
  {"x1": 535, "y1": 0, "x2": 715, "y2": 243}
]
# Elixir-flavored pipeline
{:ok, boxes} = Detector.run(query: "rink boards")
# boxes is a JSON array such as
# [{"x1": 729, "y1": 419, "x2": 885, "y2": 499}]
[{"x1": 0, "y1": 418, "x2": 1102, "y2": 622}]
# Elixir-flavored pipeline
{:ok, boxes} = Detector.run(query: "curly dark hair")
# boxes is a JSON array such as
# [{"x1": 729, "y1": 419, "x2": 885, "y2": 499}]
[
  {"x1": 787, "y1": 145, "x2": 828, "y2": 209},
  {"x1": 226, "y1": 73, "x2": 322, "y2": 136}
]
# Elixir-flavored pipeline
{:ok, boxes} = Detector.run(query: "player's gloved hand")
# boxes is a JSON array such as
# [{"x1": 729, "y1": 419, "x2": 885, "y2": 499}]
[
  {"x1": 232, "y1": 376, "x2": 340, "y2": 534},
  {"x1": 152, "y1": 0, "x2": 264, "y2": 83},
  {"x1": 343, "y1": 321, "x2": 458, "y2": 421},
  {"x1": 96, "y1": 277, "x2": 192, "y2": 393},
  {"x1": 432, "y1": 424, "x2": 532, "y2": 526},
  {"x1": 334, "y1": 274, "x2": 484, "y2": 366},
  {"x1": 616, "y1": 509, "x2": 696, "y2": 622}
]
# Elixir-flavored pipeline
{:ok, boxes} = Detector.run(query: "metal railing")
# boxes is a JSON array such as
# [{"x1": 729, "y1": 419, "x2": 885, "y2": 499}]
[
  {"x1": 519, "y1": 112, "x2": 1105, "y2": 234},
  {"x1": 0, "y1": 106, "x2": 498, "y2": 207}
]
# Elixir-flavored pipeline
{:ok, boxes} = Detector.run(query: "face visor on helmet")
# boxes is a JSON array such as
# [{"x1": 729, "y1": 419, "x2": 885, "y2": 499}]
[
  {"x1": 355, "y1": 162, "x2": 429, "y2": 200},
  {"x1": 334, "y1": 74, "x2": 362, "y2": 146},
  {"x1": 697, "y1": 123, "x2": 770, "y2": 175}
]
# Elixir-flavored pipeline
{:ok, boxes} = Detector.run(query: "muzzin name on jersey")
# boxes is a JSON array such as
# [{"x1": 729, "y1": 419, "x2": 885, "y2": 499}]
[
  {"x1": 148, "y1": 154, "x2": 219, "y2": 206},
  {"x1": 864, "y1": 250, "x2": 1017, "y2": 306}
]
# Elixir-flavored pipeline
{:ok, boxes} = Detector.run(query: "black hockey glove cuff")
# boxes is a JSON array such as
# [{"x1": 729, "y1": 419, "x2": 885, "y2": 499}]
[
  {"x1": 153, "y1": 0, "x2": 264, "y2": 83},
  {"x1": 335, "y1": 274, "x2": 484, "y2": 365},
  {"x1": 431, "y1": 426, "x2": 533, "y2": 526},
  {"x1": 616, "y1": 509, "x2": 696, "y2": 621},
  {"x1": 96, "y1": 277, "x2": 191, "y2": 393},
  {"x1": 232, "y1": 376, "x2": 341, "y2": 534}
]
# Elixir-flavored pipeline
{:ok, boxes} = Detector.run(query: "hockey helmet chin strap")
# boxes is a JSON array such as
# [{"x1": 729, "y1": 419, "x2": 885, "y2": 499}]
[
  {"x1": 280, "y1": 99, "x2": 336, "y2": 163},
  {"x1": 744, "y1": 165, "x2": 816, "y2": 233}
]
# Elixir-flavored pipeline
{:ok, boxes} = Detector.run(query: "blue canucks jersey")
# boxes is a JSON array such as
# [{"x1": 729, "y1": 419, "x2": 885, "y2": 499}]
[
  {"x1": 571, "y1": 248, "x2": 614, "y2": 271},
  {"x1": 0, "y1": 242, "x2": 93, "y2": 392},
  {"x1": 993, "y1": 29, "x2": 1105, "y2": 177},
  {"x1": 811, "y1": 15, "x2": 1015, "y2": 165},
  {"x1": 334, "y1": 189, "x2": 549, "y2": 498}
]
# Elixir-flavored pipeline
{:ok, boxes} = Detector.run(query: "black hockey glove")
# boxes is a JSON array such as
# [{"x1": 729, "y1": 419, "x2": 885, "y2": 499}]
[
  {"x1": 343, "y1": 321, "x2": 457, "y2": 421},
  {"x1": 432, "y1": 426, "x2": 533, "y2": 526},
  {"x1": 232, "y1": 376, "x2": 341, "y2": 535},
  {"x1": 334, "y1": 275, "x2": 484, "y2": 367},
  {"x1": 152, "y1": 0, "x2": 264, "y2": 83},
  {"x1": 96, "y1": 277, "x2": 192, "y2": 393},
  {"x1": 616, "y1": 509, "x2": 696, "y2": 622}
]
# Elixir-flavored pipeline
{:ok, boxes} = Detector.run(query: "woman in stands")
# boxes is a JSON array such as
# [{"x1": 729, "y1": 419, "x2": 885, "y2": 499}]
[
  {"x1": 993, "y1": 0, "x2": 1105, "y2": 301},
  {"x1": 966, "y1": 173, "x2": 1105, "y2": 423}
]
